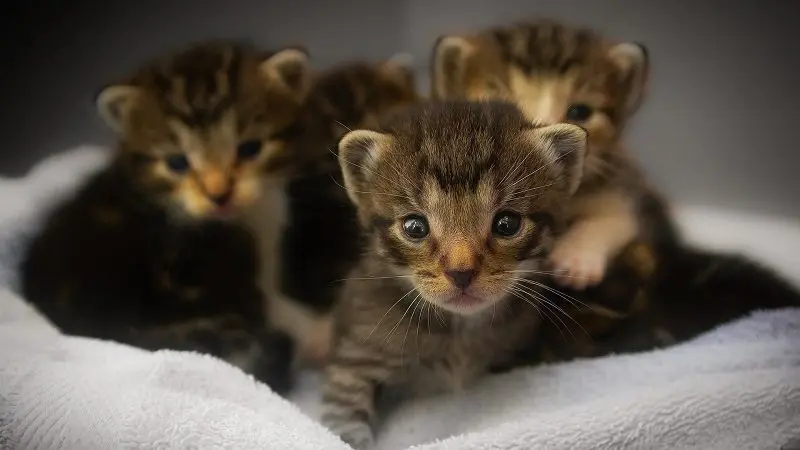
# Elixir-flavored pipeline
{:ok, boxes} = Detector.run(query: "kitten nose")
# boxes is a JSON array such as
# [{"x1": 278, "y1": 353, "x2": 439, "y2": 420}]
[
  {"x1": 210, "y1": 190, "x2": 233, "y2": 207},
  {"x1": 445, "y1": 269, "x2": 477, "y2": 290}
]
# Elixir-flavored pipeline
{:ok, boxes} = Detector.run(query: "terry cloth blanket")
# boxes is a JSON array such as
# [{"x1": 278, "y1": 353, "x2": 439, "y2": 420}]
[{"x1": 1, "y1": 147, "x2": 799, "y2": 450}]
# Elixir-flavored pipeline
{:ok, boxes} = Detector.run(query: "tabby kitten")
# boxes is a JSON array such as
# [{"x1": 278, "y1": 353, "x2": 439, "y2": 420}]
[
  {"x1": 431, "y1": 18, "x2": 656, "y2": 291},
  {"x1": 321, "y1": 100, "x2": 588, "y2": 448},
  {"x1": 273, "y1": 54, "x2": 419, "y2": 366},
  {"x1": 19, "y1": 41, "x2": 311, "y2": 393},
  {"x1": 430, "y1": 19, "x2": 800, "y2": 363}
]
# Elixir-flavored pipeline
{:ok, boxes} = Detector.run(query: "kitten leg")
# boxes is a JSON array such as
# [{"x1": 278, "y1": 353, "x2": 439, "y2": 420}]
[
  {"x1": 550, "y1": 190, "x2": 639, "y2": 290},
  {"x1": 249, "y1": 185, "x2": 333, "y2": 366},
  {"x1": 321, "y1": 337, "x2": 398, "y2": 449}
]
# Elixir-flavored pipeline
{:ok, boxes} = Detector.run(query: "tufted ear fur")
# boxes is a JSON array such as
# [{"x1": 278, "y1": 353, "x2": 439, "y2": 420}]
[
  {"x1": 608, "y1": 42, "x2": 650, "y2": 116},
  {"x1": 430, "y1": 35, "x2": 477, "y2": 100},
  {"x1": 524, "y1": 123, "x2": 588, "y2": 195},
  {"x1": 95, "y1": 85, "x2": 146, "y2": 133},
  {"x1": 259, "y1": 47, "x2": 312, "y2": 100},
  {"x1": 337, "y1": 129, "x2": 393, "y2": 207}
]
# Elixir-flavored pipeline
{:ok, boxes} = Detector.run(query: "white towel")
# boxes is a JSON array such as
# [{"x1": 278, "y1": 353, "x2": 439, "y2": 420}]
[{"x1": 1, "y1": 147, "x2": 799, "y2": 450}]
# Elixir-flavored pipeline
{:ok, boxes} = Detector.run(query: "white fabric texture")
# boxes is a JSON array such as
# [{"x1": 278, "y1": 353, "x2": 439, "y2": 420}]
[{"x1": 1, "y1": 147, "x2": 799, "y2": 450}]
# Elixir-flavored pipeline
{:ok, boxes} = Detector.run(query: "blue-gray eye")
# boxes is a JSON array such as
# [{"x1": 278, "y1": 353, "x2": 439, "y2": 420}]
[
  {"x1": 166, "y1": 154, "x2": 190, "y2": 173},
  {"x1": 237, "y1": 140, "x2": 262, "y2": 160},
  {"x1": 492, "y1": 211, "x2": 522, "y2": 237},
  {"x1": 402, "y1": 214, "x2": 429, "y2": 240},
  {"x1": 565, "y1": 104, "x2": 593, "y2": 122}
]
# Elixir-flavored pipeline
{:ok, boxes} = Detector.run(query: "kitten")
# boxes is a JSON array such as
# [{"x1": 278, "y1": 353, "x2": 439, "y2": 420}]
[
  {"x1": 430, "y1": 19, "x2": 660, "y2": 292},
  {"x1": 268, "y1": 55, "x2": 419, "y2": 366},
  {"x1": 19, "y1": 41, "x2": 311, "y2": 393},
  {"x1": 429, "y1": 19, "x2": 800, "y2": 364},
  {"x1": 320, "y1": 100, "x2": 588, "y2": 448}
]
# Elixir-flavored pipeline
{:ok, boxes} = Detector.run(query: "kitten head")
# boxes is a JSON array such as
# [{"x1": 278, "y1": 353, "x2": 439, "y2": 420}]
[
  {"x1": 95, "y1": 41, "x2": 312, "y2": 221},
  {"x1": 338, "y1": 100, "x2": 588, "y2": 316},
  {"x1": 311, "y1": 53, "x2": 419, "y2": 138},
  {"x1": 430, "y1": 19, "x2": 647, "y2": 172}
]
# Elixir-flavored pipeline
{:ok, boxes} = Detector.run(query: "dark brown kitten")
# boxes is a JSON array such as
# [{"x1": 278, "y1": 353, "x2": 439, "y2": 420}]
[
  {"x1": 19, "y1": 41, "x2": 310, "y2": 394},
  {"x1": 276, "y1": 55, "x2": 420, "y2": 366},
  {"x1": 321, "y1": 100, "x2": 588, "y2": 448}
]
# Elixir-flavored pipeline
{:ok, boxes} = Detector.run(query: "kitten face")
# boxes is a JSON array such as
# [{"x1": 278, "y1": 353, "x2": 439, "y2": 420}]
[
  {"x1": 95, "y1": 41, "x2": 312, "y2": 221},
  {"x1": 338, "y1": 101, "x2": 587, "y2": 315},
  {"x1": 430, "y1": 20, "x2": 648, "y2": 170}
]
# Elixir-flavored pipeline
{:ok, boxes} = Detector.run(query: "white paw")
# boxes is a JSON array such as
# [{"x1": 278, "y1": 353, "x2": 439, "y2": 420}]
[
  {"x1": 549, "y1": 240, "x2": 607, "y2": 290},
  {"x1": 325, "y1": 419, "x2": 375, "y2": 449}
]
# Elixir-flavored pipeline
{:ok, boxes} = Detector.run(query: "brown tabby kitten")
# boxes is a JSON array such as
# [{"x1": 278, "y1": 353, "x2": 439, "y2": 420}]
[
  {"x1": 431, "y1": 18, "x2": 655, "y2": 291},
  {"x1": 276, "y1": 54, "x2": 420, "y2": 366},
  {"x1": 430, "y1": 19, "x2": 800, "y2": 363},
  {"x1": 321, "y1": 100, "x2": 589, "y2": 448},
  {"x1": 20, "y1": 41, "x2": 311, "y2": 393}
]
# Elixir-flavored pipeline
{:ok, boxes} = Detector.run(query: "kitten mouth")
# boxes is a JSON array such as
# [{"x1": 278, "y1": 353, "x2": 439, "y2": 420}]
[
  {"x1": 445, "y1": 293, "x2": 486, "y2": 309},
  {"x1": 209, "y1": 205, "x2": 237, "y2": 220}
]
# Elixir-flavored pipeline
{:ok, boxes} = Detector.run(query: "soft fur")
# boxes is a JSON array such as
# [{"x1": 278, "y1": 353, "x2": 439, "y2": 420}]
[
  {"x1": 19, "y1": 41, "x2": 311, "y2": 394},
  {"x1": 321, "y1": 100, "x2": 589, "y2": 448}
]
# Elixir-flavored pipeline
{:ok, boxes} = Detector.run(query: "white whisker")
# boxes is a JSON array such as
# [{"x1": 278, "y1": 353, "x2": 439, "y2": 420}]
[{"x1": 364, "y1": 287, "x2": 416, "y2": 343}]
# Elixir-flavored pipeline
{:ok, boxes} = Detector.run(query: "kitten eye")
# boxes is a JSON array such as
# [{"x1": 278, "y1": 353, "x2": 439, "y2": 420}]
[
  {"x1": 402, "y1": 214, "x2": 429, "y2": 240},
  {"x1": 165, "y1": 154, "x2": 190, "y2": 173},
  {"x1": 565, "y1": 104, "x2": 593, "y2": 122},
  {"x1": 237, "y1": 140, "x2": 262, "y2": 160},
  {"x1": 492, "y1": 211, "x2": 522, "y2": 237}
]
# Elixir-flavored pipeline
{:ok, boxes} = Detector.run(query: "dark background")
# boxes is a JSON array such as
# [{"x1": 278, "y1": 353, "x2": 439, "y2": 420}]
[{"x1": 1, "y1": 0, "x2": 798, "y2": 218}]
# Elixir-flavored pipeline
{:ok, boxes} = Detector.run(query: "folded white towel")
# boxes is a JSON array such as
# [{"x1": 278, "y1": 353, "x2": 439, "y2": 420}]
[{"x1": 1, "y1": 148, "x2": 799, "y2": 450}]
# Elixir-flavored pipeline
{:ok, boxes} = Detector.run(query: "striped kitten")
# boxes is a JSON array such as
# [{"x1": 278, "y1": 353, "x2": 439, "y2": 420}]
[
  {"x1": 431, "y1": 18, "x2": 656, "y2": 291},
  {"x1": 321, "y1": 100, "x2": 588, "y2": 448},
  {"x1": 276, "y1": 55, "x2": 419, "y2": 366},
  {"x1": 20, "y1": 41, "x2": 311, "y2": 393},
  {"x1": 430, "y1": 19, "x2": 800, "y2": 363}
]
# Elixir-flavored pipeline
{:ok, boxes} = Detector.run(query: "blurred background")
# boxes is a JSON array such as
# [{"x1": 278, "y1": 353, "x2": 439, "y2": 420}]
[{"x1": 1, "y1": 0, "x2": 798, "y2": 218}]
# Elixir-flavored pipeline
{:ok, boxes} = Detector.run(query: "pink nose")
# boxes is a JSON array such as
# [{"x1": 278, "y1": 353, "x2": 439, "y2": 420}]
[
  {"x1": 209, "y1": 190, "x2": 233, "y2": 206},
  {"x1": 445, "y1": 269, "x2": 476, "y2": 290}
]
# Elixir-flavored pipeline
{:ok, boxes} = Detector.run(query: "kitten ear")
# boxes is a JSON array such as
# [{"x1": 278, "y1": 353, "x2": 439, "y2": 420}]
[
  {"x1": 95, "y1": 85, "x2": 144, "y2": 133},
  {"x1": 259, "y1": 47, "x2": 312, "y2": 99},
  {"x1": 337, "y1": 129, "x2": 392, "y2": 207},
  {"x1": 430, "y1": 35, "x2": 475, "y2": 99},
  {"x1": 608, "y1": 42, "x2": 649, "y2": 115},
  {"x1": 379, "y1": 52, "x2": 416, "y2": 89},
  {"x1": 524, "y1": 123, "x2": 588, "y2": 195}
]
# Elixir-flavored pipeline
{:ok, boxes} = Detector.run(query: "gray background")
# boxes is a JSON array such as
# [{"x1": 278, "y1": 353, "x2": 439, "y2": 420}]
[{"x1": 2, "y1": 0, "x2": 798, "y2": 218}]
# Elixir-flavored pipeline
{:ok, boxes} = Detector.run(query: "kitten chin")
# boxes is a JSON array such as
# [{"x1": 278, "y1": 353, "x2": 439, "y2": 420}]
[{"x1": 320, "y1": 100, "x2": 586, "y2": 448}]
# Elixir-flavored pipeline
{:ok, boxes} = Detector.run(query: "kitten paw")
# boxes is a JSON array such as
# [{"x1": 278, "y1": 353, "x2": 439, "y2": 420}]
[
  {"x1": 325, "y1": 420, "x2": 375, "y2": 449},
  {"x1": 549, "y1": 241, "x2": 607, "y2": 290}
]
